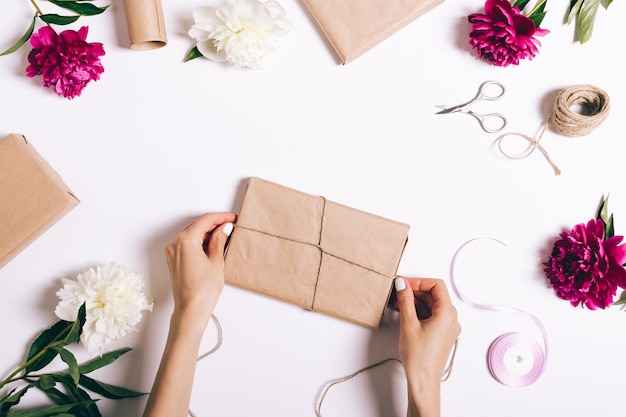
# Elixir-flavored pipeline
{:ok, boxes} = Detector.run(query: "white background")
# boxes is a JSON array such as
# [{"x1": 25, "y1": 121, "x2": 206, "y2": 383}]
[{"x1": 2, "y1": 0, "x2": 626, "y2": 416}]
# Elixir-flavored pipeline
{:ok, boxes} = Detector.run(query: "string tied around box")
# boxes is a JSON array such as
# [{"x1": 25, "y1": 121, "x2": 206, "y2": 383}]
[
  {"x1": 232, "y1": 196, "x2": 396, "y2": 313},
  {"x1": 496, "y1": 84, "x2": 610, "y2": 176},
  {"x1": 450, "y1": 237, "x2": 548, "y2": 387}
]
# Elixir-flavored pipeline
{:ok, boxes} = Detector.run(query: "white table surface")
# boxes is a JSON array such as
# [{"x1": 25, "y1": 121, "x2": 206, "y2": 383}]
[{"x1": 2, "y1": 0, "x2": 626, "y2": 416}]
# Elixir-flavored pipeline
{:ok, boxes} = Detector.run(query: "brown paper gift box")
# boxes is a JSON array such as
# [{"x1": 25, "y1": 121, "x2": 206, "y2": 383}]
[
  {"x1": 224, "y1": 177, "x2": 410, "y2": 328},
  {"x1": 0, "y1": 133, "x2": 80, "y2": 269},
  {"x1": 301, "y1": 0, "x2": 444, "y2": 64}
]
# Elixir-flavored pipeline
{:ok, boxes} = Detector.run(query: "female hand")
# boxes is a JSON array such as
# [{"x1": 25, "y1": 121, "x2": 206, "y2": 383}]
[
  {"x1": 165, "y1": 212, "x2": 236, "y2": 327},
  {"x1": 394, "y1": 276, "x2": 461, "y2": 417}
]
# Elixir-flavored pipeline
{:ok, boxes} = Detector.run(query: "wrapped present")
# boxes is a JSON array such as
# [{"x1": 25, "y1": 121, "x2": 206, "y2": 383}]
[
  {"x1": 0, "y1": 133, "x2": 80, "y2": 268},
  {"x1": 301, "y1": 0, "x2": 444, "y2": 64},
  {"x1": 224, "y1": 177, "x2": 410, "y2": 328}
]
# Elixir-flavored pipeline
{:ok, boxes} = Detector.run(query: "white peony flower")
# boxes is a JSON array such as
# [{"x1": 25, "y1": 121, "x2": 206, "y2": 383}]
[
  {"x1": 188, "y1": 0, "x2": 293, "y2": 68},
  {"x1": 55, "y1": 263, "x2": 153, "y2": 355}
]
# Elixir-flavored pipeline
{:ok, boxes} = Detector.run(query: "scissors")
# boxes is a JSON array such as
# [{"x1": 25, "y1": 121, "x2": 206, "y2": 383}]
[{"x1": 435, "y1": 80, "x2": 507, "y2": 133}]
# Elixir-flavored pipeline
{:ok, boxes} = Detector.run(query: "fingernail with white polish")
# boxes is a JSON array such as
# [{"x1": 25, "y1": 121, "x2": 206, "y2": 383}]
[
  {"x1": 394, "y1": 277, "x2": 406, "y2": 291},
  {"x1": 223, "y1": 222, "x2": 234, "y2": 236}
]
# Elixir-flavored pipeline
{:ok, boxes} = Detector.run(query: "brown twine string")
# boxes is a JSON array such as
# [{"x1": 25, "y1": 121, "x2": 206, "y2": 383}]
[
  {"x1": 188, "y1": 314, "x2": 223, "y2": 417},
  {"x1": 548, "y1": 84, "x2": 610, "y2": 137},
  {"x1": 233, "y1": 202, "x2": 396, "y2": 311},
  {"x1": 496, "y1": 84, "x2": 610, "y2": 175},
  {"x1": 315, "y1": 339, "x2": 459, "y2": 417},
  {"x1": 190, "y1": 312, "x2": 459, "y2": 416}
]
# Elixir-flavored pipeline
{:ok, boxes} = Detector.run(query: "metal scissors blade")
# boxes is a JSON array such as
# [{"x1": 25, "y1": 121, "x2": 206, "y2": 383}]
[
  {"x1": 435, "y1": 80, "x2": 507, "y2": 133},
  {"x1": 435, "y1": 80, "x2": 506, "y2": 113}
]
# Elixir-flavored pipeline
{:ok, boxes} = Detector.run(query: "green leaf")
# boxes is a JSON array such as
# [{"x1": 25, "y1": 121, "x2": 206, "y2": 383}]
[
  {"x1": 613, "y1": 291, "x2": 626, "y2": 306},
  {"x1": 566, "y1": 0, "x2": 583, "y2": 24},
  {"x1": 512, "y1": 0, "x2": 531, "y2": 10},
  {"x1": 62, "y1": 303, "x2": 86, "y2": 346},
  {"x1": 0, "y1": 388, "x2": 17, "y2": 408},
  {"x1": 184, "y1": 46, "x2": 204, "y2": 63},
  {"x1": 597, "y1": 195, "x2": 609, "y2": 222},
  {"x1": 47, "y1": 0, "x2": 109, "y2": 16},
  {"x1": 601, "y1": 0, "x2": 612, "y2": 8},
  {"x1": 37, "y1": 375, "x2": 56, "y2": 391},
  {"x1": 0, "y1": 16, "x2": 36, "y2": 56},
  {"x1": 79, "y1": 375, "x2": 146, "y2": 399},
  {"x1": 52, "y1": 347, "x2": 79, "y2": 386},
  {"x1": 77, "y1": 348, "x2": 132, "y2": 374},
  {"x1": 527, "y1": 0, "x2": 548, "y2": 28},
  {"x1": 606, "y1": 213, "x2": 615, "y2": 239},
  {"x1": 54, "y1": 375, "x2": 101, "y2": 417},
  {"x1": 5, "y1": 401, "x2": 97, "y2": 417},
  {"x1": 38, "y1": 382, "x2": 72, "y2": 406},
  {"x1": 0, "y1": 385, "x2": 34, "y2": 413},
  {"x1": 576, "y1": 0, "x2": 601, "y2": 43},
  {"x1": 25, "y1": 321, "x2": 72, "y2": 374},
  {"x1": 39, "y1": 14, "x2": 81, "y2": 25}
]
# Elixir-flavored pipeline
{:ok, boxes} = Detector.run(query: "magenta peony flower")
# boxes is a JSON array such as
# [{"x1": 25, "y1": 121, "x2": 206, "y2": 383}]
[
  {"x1": 543, "y1": 219, "x2": 626, "y2": 309},
  {"x1": 468, "y1": 0, "x2": 549, "y2": 67},
  {"x1": 26, "y1": 26, "x2": 105, "y2": 99}
]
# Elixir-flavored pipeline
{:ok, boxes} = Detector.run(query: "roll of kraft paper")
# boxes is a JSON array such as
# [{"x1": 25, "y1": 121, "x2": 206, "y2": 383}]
[{"x1": 123, "y1": 0, "x2": 167, "y2": 50}]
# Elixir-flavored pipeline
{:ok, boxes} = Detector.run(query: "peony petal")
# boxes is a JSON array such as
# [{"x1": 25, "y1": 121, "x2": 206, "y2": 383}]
[{"x1": 197, "y1": 40, "x2": 228, "y2": 62}]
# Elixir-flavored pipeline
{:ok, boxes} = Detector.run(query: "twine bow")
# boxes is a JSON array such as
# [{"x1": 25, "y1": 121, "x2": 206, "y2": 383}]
[{"x1": 497, "y1": 84, "x2": 610, "y2": 175}]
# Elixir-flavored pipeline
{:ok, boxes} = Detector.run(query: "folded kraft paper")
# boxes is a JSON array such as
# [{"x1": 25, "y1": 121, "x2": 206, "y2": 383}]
[
  {"x1": 224, "y1": 177, "x2": 410, "y2": 328},
  {"x1": 0, "y1": 133, "x2": 80, "y2": 269},
  {"x1": 123, "y1": 0, "x2": 167, "y2": 50},
  {"x1": 301, "y1": 0, "x2": 444, "y2": 63}
]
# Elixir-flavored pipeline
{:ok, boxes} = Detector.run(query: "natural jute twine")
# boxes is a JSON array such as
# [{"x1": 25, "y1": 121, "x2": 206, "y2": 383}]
[
  {"x1": 189, "y1": 321, "x2": 459, "y2": 417},
  {"x1": 497, "y1": 84, "x2": 610, "y2": 175},
  {"x1": 315, "y1": 339, "x2": 459, "y2": 417}
]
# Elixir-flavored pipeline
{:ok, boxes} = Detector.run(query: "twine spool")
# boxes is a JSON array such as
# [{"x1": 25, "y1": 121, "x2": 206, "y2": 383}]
[
  {"x1": 548, "y1": 84, "x2": 610, "y2": 137},
  {"x1": 497, "y1": 84, "x2": 610, "y2": 175}
]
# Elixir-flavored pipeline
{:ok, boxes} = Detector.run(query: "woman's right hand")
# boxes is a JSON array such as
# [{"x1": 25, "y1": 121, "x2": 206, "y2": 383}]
[{"x1": 394, "y1": 277, "x2": 461, "y2": 417}]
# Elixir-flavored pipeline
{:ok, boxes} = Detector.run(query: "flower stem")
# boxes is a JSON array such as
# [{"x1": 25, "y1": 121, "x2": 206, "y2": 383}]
[
  {"x1": 528, "y1": 0, "x2": 547, "y2": 16},
  {"x1": 0, "y1": 325, "x2": 71, "y2": 390},
  {"x1": 29, "y1": 0, "x2": 43, "y2": 16}
]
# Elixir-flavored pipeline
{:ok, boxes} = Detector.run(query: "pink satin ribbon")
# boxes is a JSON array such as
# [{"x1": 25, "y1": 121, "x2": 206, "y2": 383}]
[{"x1": 450, "y1": 237, "x2": 549, "y2": 386}]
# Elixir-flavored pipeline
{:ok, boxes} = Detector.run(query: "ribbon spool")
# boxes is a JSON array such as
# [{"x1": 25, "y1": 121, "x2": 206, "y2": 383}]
[
  {"x1": 487, "y1": 332, "x2": 545, "y2": 387},
  {"x1": 497, "y1": 84, "x2": 610, "y2": 175},
  {"x1": 450, "y1": 237, "x2": 548, "y2": 387}
]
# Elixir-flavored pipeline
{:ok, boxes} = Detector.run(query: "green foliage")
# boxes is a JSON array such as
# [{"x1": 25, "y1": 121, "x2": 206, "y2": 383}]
[
  {"x1": 512, "y1": 0, "x2": 548, "y2": 28},
  {"x1": 0, "y1": 17, "x2": 36, "y2": 56},
  {"x1": 184, "y1": 46, "x2": 204, "y2": 63},
  {"x1": 596, "y1": 195, "x2": 615, "y2": 239},
  {"x1": 1, "y1": 0, "x2": 109, "y2": 56},
  {"x1": 566, "y1": 0, "x2": 613, "y2": 43},
  {"x1": 0, "y1": 304, "x2": 144, "y2": 416}
]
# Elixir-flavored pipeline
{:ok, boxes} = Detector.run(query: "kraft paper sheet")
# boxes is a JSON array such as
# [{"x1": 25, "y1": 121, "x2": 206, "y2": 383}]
[
  {"x1": 301, "y1": 0, "x2": 444, "y2": 63},
  {"x1": 123, "y1": 0, "x2": 167, "y2": 50},
  {"x1": 0, "y1": 134, "x2": 79, "y2": 269},
  {"x1": 224, "y1": 177, "x2": 410, "y2": 328}
]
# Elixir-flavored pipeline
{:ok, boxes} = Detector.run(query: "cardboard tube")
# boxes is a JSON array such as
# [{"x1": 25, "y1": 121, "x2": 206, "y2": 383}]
[{"x1": 123, "y1": 0, "x2": 167, "y2": 50}]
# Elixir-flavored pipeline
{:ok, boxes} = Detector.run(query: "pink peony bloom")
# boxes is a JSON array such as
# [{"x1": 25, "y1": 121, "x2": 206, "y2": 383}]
[
  {"x1": 468, "y1": 0, "x2": 549, "y2": 67},
  {"x1": 543, "y1": 219, "x2": 626, "y2": 309},
  {"x1": 26, "y1": 26, "x2": 105, "y2": 99}
]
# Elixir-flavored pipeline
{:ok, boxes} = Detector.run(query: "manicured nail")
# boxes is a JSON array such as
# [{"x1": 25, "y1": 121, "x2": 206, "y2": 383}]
[
  {"x1": 394, "y1": 277, "x2": 406, "y2": 291},
  {"x1": 223, "y1": 222, "x2": 234, "y2": 236}
]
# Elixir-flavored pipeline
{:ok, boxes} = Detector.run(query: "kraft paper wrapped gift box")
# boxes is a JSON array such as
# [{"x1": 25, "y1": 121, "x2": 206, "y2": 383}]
[
  {"x1": 0, "y1": 133, "x2": 80, "y2": 269},
  {"x1": 224, "y1": 177, "x2": 410, "y2": 328},
  {"x1": 301, "y1": 0, "x2": 445, "y2": 64}
]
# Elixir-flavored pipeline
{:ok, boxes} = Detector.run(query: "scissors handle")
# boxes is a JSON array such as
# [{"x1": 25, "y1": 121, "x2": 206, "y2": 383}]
[
  {"x1": 475, "y1": 80, "x2": 506, "y2": 102},
  {"x1": 467, "y1": 111, "x2": 507, "y2": 133}
]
